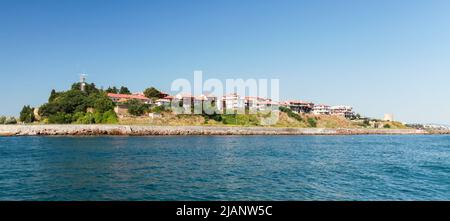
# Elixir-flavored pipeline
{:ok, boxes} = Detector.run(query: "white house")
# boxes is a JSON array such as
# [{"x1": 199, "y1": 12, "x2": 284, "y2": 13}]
[
  {"x1": 221, "y1": 93, "x2": 245, "y2": 112},
  {"x1": 285, "y1": 100, "x2": 314, "y2": 113},
  {"x1": 312, "y1": 104, "x2": 331, "y2": 115},
  {"x1": 195, "y1": 94, "x2": 218, "y2": 113},
  {"x1": 244, "y1": 96, "x2": 270, "y2": 111},
  {"x1": 330, "y1": 105, "x2": 354, "y2": 118},
  {"x1": 155, "y1": 98, "x2": 172, "y2": 107},
  {"x1": 171, "y1": 93, "x2": 195, "y2": 113}
]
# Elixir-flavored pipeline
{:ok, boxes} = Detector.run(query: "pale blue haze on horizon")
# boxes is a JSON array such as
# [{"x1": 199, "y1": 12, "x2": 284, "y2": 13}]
[{"x1": 0, "y1": 0, "x2": 449, "y2": 124}]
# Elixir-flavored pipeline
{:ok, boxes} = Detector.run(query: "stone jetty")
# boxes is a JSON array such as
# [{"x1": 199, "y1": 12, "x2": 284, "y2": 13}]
[{"x1": 0, "y1": 125, "x2": 429, "y2": 136}]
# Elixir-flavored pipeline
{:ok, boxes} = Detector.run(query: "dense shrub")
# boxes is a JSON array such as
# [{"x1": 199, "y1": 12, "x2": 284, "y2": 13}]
[
  {"x1": 0, "y1": 116, "x2": 16, "y2": 124},
  {"x1": 203, "y1": 113, "x2": 222, "y2": 123},
  {"x1": 75, "y1": 112, "x2": 95, "y2": 124},
  {"x1": 20, "y1": 105, "x2": 35, "y2": 123},
  {"x1": 4, "y1": 117, "x2": 17, "y2": 125},
  {"x1": 288, "y1": 112, "x2": 303, "y2": 122},
  {"x1": 151, "y1": 105, "x2": 166, "y2": 114},
  {"x1": 87, "y1": 93, "x2": 115, "y2": 113},
  {"x1": 48, "y1": 112, "x2": 73, "y2": 124},
  {"x1": 39, "y1": 102, "x2": 60, "y2": 117},
  {"x1": 210, "y1": 114, "x2": 222, "y2": 122},
  {"x1": 0, "y1": 116, "x2": 6, "y2": 124},
  {"x1": 72, "y1": 110, "x2": 118, "y2": 124},
  {"x1": 279, "y1": 106, "x2": 290, "y2": 113},
  {"x1": 307, "y1": 117, "x2": 317, "y2": 127},
  {"x1": 383, "y1": 124, "x2": 391, "y2": 129},
  {"x1": 48, "y1": 89, "x2": 62, "y2": 102},
  {"x1": 125, "y1": 99, "x2": 149, "y2": 116},
  {"x1": 279, "y1": 106, "x2": 303, "y2": 122},
  {"x1": 101, "y1": 110, "x2": 118, "y2": 124}
]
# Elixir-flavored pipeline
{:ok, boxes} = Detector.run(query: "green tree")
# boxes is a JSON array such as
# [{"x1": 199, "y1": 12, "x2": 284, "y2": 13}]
[
  {"x1": 5, "y1": 117, "x2": 17, "y2": 124},
  {"x1": 94, "y1": 95, "x2": 115, "y2": 113},
  {"x1": 125, "y1": 99, "x2": 149, "y2": 116},
  {"x1": 143, "y1": 87, "x2": 162, "y2": 98},
  {"x1": 39, "y1": 82, "x2": 97, "y2": 123},
  {"x1": 105, "y1": 86, "x2": 119, "y2": 94},
  {"x1": 101, "y1": 110, "x2": 118, "y2": 124},
  {"x1": 56, "y1": 90, "x2": 88, "y2": 113},
  {"x1": 86, "y1": 92, "x2": 115, "y2": 113},
  {"x1": 0, "y1": 116, "x2": 6, "y2": 124},
  {"x1": 119, "y1": 86, "x2": 131, "y2": 94},
  {"x1": 20, "y1": 105, "x2": 35, "y2": 123},
  {"x1": 71, "y1": 82, "x2": 99, "y2": 95},
  {"x1": 35, "y1": 82, "x2": 118, "y2": 124},
  {"x1": 48, "y1": 89, "x2": 61, "y2": 102},
  {"x1": 39, "y1": 102, "x2": 60, "y2": 117}
]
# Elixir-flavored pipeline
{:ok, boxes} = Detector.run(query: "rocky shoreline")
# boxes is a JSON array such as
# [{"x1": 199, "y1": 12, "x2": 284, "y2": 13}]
[{"x1": 0, "y1": 125, "x2": 433, "y2": 136}]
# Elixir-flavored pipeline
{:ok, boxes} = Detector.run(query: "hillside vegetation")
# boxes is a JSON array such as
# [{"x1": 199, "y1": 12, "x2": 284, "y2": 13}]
[
  {"x1": 37, "y1": 83, "x2": 118, "y2": 124},
  {"x1": 117, "y1": 108, "x2": 409, "y2": 129},
  {"x1": 117, "y1": 111, "x2": 373, "y2": 128},
  {"x1": 17, "y1": 81, "x2": 409, "y2": 129}
]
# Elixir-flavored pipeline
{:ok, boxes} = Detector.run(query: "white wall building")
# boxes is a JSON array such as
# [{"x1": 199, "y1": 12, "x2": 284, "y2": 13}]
[
  {"x1": 244, "y1": 96, "x2": 274, "y2": 111},
  {"x1": 312, "y1": 104, "x2": 331, "y2": 115},
  {"x1": 285, "y1": 100, "x2": 314, "y2": 113},
  {"x1": 221, "y1": 93, "x2": 245, "y2": 112},
  {"x1": 172, "y1": 93, "x2": 195, "y2": 113},
  {"x1": 384, "y1": 114, "x2": 394, "y2": 122},
  {"x1": 330, "y1": 105, "x2": 354, "y2": 118},
  {"x1": 155, "y1": 98, "x2": 171, "y2": 107}
]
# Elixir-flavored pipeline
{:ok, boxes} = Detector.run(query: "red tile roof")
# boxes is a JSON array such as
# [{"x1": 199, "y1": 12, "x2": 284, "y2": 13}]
[
  {"x1": 107, "y1": 93, "x2": 150, "y2": 100},
  {"x1": 286, "y1": 100, "x2": 313, "y2": 104}
]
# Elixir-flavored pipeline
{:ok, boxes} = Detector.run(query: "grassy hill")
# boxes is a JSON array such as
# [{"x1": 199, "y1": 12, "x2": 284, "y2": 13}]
[{"x1": 118, "y1": 110, "x2": 409, "y2": 129}]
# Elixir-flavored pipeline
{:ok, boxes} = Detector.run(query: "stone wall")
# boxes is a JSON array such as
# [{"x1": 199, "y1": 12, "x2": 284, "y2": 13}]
[{"x1": 0, "y1": 125, "x2": 429, "y2": 136}]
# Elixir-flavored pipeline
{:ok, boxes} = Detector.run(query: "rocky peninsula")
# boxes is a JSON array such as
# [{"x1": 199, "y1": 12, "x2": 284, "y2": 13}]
[{"x1": 0, "y1": 125, "x2": 431, "y2": 136}]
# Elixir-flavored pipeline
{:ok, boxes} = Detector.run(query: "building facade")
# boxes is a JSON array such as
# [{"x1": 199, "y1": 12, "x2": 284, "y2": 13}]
[
  {"x1": 312, "y1": 104, "x2": 331, "y2": 115},
  {"x1": 330, "y1": 105, "x2": 354, "y2": 118},
  {"x1": 107, "y1": 93, "x2": 152, "y2": 104},
  {"x1": 285, "y1": 100, "x2": 314, "y2": 113},
  {"x1": 221, "y1": 93, "x2": 245, "y2": 113}
]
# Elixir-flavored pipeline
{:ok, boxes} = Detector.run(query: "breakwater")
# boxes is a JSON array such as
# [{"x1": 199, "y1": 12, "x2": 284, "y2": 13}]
[{"x1": 0, "y1": 125, "x2": 429, "y2": 136}]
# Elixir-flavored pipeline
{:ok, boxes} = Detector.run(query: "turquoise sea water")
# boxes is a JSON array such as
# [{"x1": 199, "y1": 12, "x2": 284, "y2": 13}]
[{"x1": 0, "y1": 135, "x2": 449, "y2": 200}]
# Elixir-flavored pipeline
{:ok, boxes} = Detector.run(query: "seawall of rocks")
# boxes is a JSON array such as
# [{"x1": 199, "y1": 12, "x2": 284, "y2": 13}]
[{"x1": 0, "y1": 125, "x2": 429, "y2": 136}]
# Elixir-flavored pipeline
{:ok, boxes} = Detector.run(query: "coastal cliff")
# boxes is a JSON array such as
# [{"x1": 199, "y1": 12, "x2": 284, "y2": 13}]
[{"x1": 0, "y1": 125, "x2": 429, "y2": 136}]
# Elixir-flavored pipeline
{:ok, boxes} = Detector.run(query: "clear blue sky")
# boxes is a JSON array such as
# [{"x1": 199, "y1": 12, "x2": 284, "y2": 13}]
[{"x1": 1, "y1": 0, "x2": 450, "y2": 124}]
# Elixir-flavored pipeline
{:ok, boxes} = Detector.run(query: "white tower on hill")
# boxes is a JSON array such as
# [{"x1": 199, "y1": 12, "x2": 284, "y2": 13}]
[
  {"x1": 384, "y1": 114, "x2": 394, "y2": 122},
  {"x1": 80, "y1": 73, "x2": 87, "y2": 92}
]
